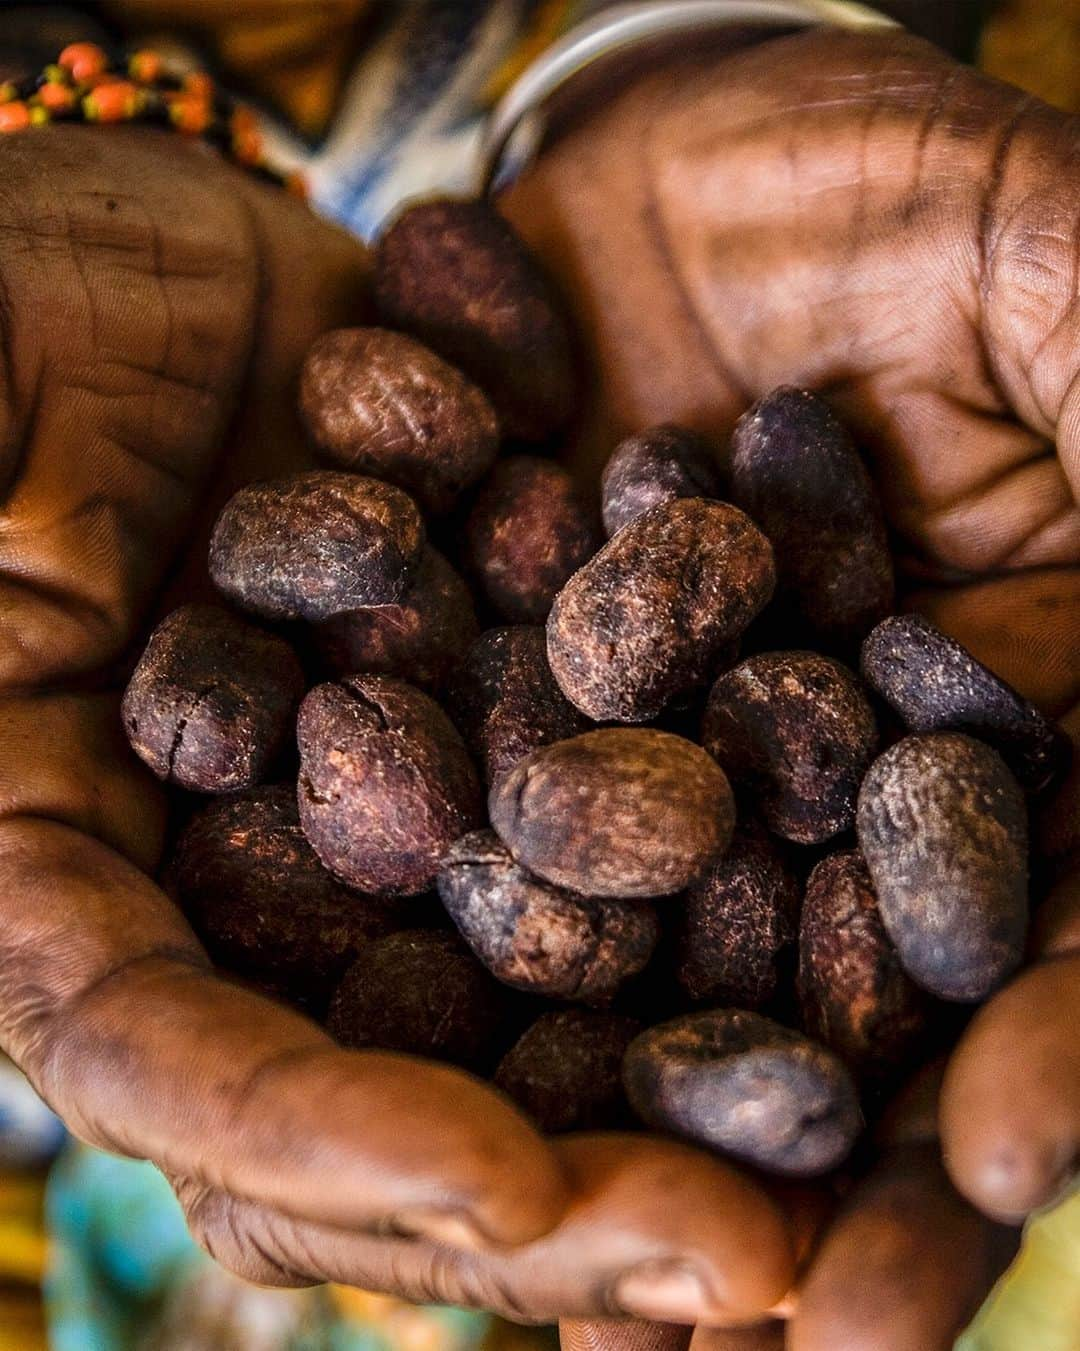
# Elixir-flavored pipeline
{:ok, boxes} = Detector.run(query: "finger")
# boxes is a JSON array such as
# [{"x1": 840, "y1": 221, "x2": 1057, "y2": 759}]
[
  {"x1": 0, "y1": 816, "x2": 567, "y2": 1248},
  {"x1": 690, "y1": 1324, "x2": 786, "y2": 1351},
  {"x1": 172, "y1": 1134, "x2": 796, "y2": 1326},
  {"x1": 1032, "y1": 872, "x2": 1080, "y2": 960},
  {"x1": 562, "y1": 1321, "x2": 692, "y2": 1351}
]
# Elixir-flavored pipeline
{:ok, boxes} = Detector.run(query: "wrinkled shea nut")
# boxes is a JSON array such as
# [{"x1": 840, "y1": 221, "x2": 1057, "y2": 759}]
[
  {"x1": 438, "y1": 829, "x2": 659, "y2": 1003},
  {"x1": 489, "y1": 727, "x2": 735, "y2": 898},
  {"x1": 623, "y1": 1009, "x2": 862, "y2": 1177},
  {"x1": 601, "y1": 423, "x2": 722, "y2": 537},
  {"x1": 730, "y1": 387, "x2": 894, "y2": 649},
  {"x1": 297, "y1": 675, "x2": 483, "y2": 895},
  {"x1": 857, "y1": 732, "x2": 1028, "y2": 1002},
  {"x1": 209, "y1": 471, "x2": 423, "y2": 622},
  {"x1": 703, "y1": 651, "x2": 878, "y2": 844},
  {"x1": 548, "y1": 498, "x2": 776, "y2": 722},
  {"x1": 677, "y1": 819, "x2": 800, "y2": 1009},
  {"x1": 314, "y1": 547, "x2": 478, "y2": 693},
  {"x1": 327, "y1": 929, "x2": 511, "y2": 1070},
  {"x1": 122, "y1": 604, "x2": 303, "y2": 793},
  {"x1": 445, "y1": 625, "x2": 590, "y2": 785},
  {"x1": 494, "y1": 1009, "x2": 641, "y2": 1133},
  {"x1": 299, "y1": 327, "x2": 499, "y2": 515},
  {"x1": 798, "y1": 849, "x2": 930, "y2": 1081},
  {"x1": 375, "y1": 198, "x2": 575, "y2": 439},
  {"x1": 463, "y1": 456, "x2": 600, "y2": 624},
  {"x1": 172, "y1": 786, "x2": 411, "y2": 1007},
  {"x1": 861, "y1": 613, "x2": 1069, "y2": 794}
]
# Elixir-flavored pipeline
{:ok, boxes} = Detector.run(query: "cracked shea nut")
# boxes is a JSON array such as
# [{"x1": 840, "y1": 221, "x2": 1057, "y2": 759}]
[
  {"x1": 547, "y1": 498, "x2": 775, "y2": 722},
  {"x1": 300, "y1": 327, "x2": 499, "y2": 515},
  {"x1": 375, "y1": 197, "x2": 575, "y2": 439},
  {"x1": 601, "y1": 423, "x2": 722, "y2": 537},
  {"x1": 495, "y1": 1009, "x2": 641, "y2": 1133},
  {"x1": 730, "y1": 386, "x2": 894, "y2": 648},
  {"x1": 857, "y1": 732, "x2": 1028, "y2": 1002},
  {"x1": 297, "y1": 675, "x2": 483, "y2": 895},
  {"x1": 702, "y1": 651, "x2": 878, "y2": 844},
  {"x1": 860, "y1": 613, "x2": 1069, "y2": 794},
  {"x1": 122, "y1": 604, "x2": 303, "y2": 793},
  {"x1": 445, "y1": 626, "x2": 590, "y2": 786},
  {"x1": 463, "y1": 456, "x2": 600, "y2": 624},
  {"x1": 489, "y1": 727, "x2": 735, "y2": 898},
  {"x1": 623, "y1": 1009, "x2": 862, "y2": 1177},
  {"x1": 209, "y1": 471, "x2": 423, "y2": 622},
  {"x1": 438, "y1": 829, "x2": 659, "y2": 1003}
]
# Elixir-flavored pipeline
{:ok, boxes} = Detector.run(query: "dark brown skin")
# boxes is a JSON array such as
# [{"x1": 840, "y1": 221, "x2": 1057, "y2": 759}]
[
  {"x1": 676, "y1": 819, "x2": 800, "y2": 1010},
  {"x1": 601, "y1": 424, "x2": 722, "y2": 537},
  {"x1": 623, "y1": 1010, "x2": 862, "y2": 1178},
  {"x1": 494, "y1": 1009, "x2": 642, "y2": 1133},
  {"x1": 374, "y1": 197, "x2": 575, "y2": 440},
  {"x1": 798, "y1": 850, "x2": 931, "y2": 1083},
  {"x1": 299, "y1": 327, "x2": 499, "y2": 515},
  {"x1": 548, "y1": 499, "x2": 776, "y2": 723},
  {"x1": 170, "y1": 786, "x2": 415, "y2": 1009},
  {"x1": 702, "y1": 651, "x2": 878, "y2": 844},
  {"x1": 445, "y1": 626, "x2": 591, "y2": 786},
  {"x1": 209, "y1": 471, "x2": 424, "y2": 622},
  {"x1": 729, "y1": 386, "x2": 894, "y2": 651},
  {"x1": 122, "y1": 603, "x2": 303, "y2": 793},
  {"x1": 857, "y1": 733, "x2": 1028, "y2": 1002},
  {"x1": 861, "y1": 613, "x2": 1069, "y2": 793},
  {"x1": 313, "y1": 546, "x2": 478, "y2": 694},
  {"x1": 297, "y1": 674, "x2": 484, "y2": 896},
  {"x1": 327, "y1": 929, "x2": 512, "y2": 1072},
  {"x1": 463, "y1": 456, "x2": 601, "y2": 624},
  {"x1": 490, "y1": 728, "x2": 735, "y2": 899},
  {"x1": 438, "y1": 829, "x2": 659, "y2": 1003}
]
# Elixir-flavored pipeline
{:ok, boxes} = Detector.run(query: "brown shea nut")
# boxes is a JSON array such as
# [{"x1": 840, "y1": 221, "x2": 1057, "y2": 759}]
[
  {"x1": 299, "y1": 327, "x2": 499, "y2": 515},
  {"x1": 463, "y1": 456, "x2": 600, "y2": 624},
  {"x1": 798, "y1": 849, "x2": 930, "y2": 1081},
  {"x1": 172, "y1": 786, "x2": 412, "y2": 1007},
  {"x1": 494, "y1": 1009, "x2": 642, "y2": 1133},
  {"x1": 438, "y1": 829, "x2": 659, "y2": 1003},
  {"x1": 702, "y1": 651, "x2": 878, "y2": 844},
  {"x1": 445, "y1": 626, "x2": 590, "y2": 785},
  {"x1": 677, "y1": 819, "x2": 800, "y2": 1010},
  {"x1": 297, "y1": 675, "x2": 483, "y2": 895},
  {"x1": 856, "y1": 732, "x2": 1028, "y2": 1002},
  {"x1": 547, "y1": 498, "x2": 776, "y2": 723},
  {"x1": 860, "y1": 613, "x2": 1069, "y2": 794},
  {"x1": 489, "y1": 727, "x2": 735, "y2": 898},
  {"x1": 601, "y1": 423, "x2": 722, "y2": 537},
  {"x1": 623, "y1": 1009, "x2": 862, "y2": 1177},
  {"x1": 729, "y1": 387, "x2": 894, "y2": 648},
  {"x1": 327, "y1": 929, "x2": 510, "y2": 1071},
  {"x1": 122, "y1": 604, "x2": 303, "y2": 793},
  {"x1": 374, "y1": 197, "x2": 574, "y2": 439},
  {"x1": 209, "y1": 471, "x2": 423, "y2": 622},
  {"x1": 314, "y1": 547, "x2": 478, "y2": 693}
]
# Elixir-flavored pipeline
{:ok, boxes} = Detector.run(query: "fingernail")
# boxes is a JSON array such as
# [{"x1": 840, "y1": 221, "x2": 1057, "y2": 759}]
[
  {"x1": 613, "y1": 1260, "x2": 720, "y2": 1323},
  {"x1": 390, "y1": 1206, "x2": 485, "y2": 1251}
]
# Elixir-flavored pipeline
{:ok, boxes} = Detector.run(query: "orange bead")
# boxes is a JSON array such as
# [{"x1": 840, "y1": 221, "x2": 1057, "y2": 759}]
[
  {"x1": 36, "y1": 81, "x2": 76, "y2": 114},
  {"x1": 0, "y1": 102, "x2": 31, "y2": 133},
  {"x1": 183, "y1": 72, "x2": 214, "y2": 100},
  {"x1": 167, "y1": 91, "x2": 211, "y2": 134},
  {"x1": 59, "y1": 42, "x2": 108, "y2": 83},
  {"x1": 128, "y1": 50, "x2": 163, "y2": 84},
  {"x1": 83, "y1": 79, "x2": 141, "y2": 123},
  {"x1": 285, "y1": 171, "x2": 309, "y2": 200}
]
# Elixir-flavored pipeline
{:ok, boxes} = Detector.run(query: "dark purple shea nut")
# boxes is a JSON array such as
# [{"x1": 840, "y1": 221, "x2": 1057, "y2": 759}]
[
  {"x1": 122, "y1": 603, "x2": 304, "y2": 793},
  {"x1": 600, "y1": 423, "x2": 722, "y2": 537}
]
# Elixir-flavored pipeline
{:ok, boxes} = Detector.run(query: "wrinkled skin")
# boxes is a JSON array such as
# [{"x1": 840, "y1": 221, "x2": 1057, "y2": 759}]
[{"x1": 0, "y1": 26, "x2": 1077, "y2": 1350}]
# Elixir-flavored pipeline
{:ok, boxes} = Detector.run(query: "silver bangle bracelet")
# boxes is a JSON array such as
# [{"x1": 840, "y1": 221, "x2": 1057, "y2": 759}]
[{"x1": 481, "y1": 0, "x2": 900, "y2": 191}]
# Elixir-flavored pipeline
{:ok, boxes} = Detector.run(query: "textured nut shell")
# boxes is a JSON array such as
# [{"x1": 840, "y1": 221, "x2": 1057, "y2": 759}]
[
  {"x1": 702, "y1": 651, "x2": 878, "y2": 844},
  {"x1": 297, "y1": 675, "x2": 483, "y2": 896},
  {"x1": 300, "y1": 327, "x2": 499, "y2": 515},
  {"x1": 438, "y1": 830, "x2": 659, "y2": 1002},
  {"x1": 489, "y1": 727, "x2": 735, "y2": 898},
  {"x1": 601, "y1": 423, "x2": 722, "y2": 537},
  {"x1": 548, "y1": 498, "x2": 776, "y2": 723},
  {"x1": 209, "y1": 471, "x2": 424, "y2": 621},
  {"x1": 623, "y1": 1009, "x2": 862, "y2": 1177},
  {"x1": 856, "y1": 732, "x2": 1028, "y2": 1002},
  {"x1": 375, "y1": 198, "x2": 574, "y2": 439},
  {"x1": 122, "y1": 604, "x2": 303, "y2": 793}
]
